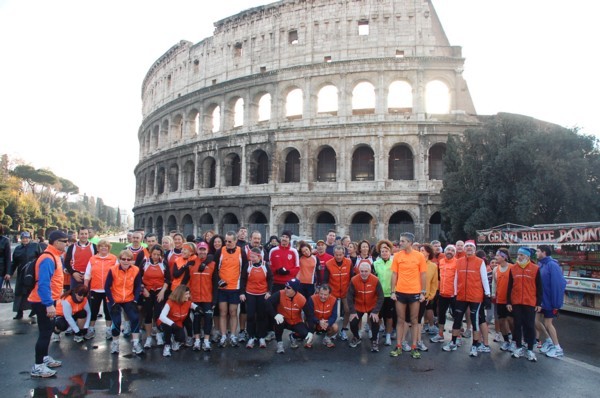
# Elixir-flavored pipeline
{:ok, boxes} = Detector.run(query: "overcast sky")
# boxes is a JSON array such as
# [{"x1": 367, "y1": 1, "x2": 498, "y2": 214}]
[{"x1": 1, "y1": 0, "x2": 597, "y2": 214}]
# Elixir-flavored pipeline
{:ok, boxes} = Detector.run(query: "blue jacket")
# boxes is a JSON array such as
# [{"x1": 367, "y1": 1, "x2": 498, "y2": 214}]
[{"x1": 538, "y1": 256, "x2": 567, "y2": 310}]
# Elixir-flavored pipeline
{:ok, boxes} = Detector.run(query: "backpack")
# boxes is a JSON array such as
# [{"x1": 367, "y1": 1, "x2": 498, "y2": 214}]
[{"x1": 22, "y1": 251, "x2": 57, "y2": 289}]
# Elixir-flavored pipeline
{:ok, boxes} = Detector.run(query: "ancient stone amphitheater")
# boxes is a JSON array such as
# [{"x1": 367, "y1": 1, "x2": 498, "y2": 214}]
[{"x1": 133, "y1": 0, "x2": 479, "y2": 243}]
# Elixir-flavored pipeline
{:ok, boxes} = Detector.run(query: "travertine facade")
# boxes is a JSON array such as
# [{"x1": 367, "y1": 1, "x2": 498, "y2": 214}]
[{"x1": 133, "y1": 0, "x2": 479, "y2": 242}]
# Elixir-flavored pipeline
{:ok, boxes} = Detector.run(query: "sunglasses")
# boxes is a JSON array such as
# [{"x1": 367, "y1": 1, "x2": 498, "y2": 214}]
[
  {"x1": 225, "y1": 240, "x2": 235, "y2": 243},
  {"x1": 58, "y1": 239, "x2": 68, "y2": 243},
  {"x1": 284, "y1": 286, "x2": 292, "y2": 289},
  {"x1": 120, "y1": 257, "x2": 133, "y2": 261}
]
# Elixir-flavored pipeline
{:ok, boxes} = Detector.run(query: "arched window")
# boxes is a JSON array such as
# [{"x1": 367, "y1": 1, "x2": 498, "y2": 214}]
[
  {"x1": 351, "y1": 146, "x2": 375, "y2": 181},
  {"x1": 284, "y1": 149, "x2": 301, "y2": 183},
  {"x1": 352, "y1": 82, "x2": 376, "y2": 114},
  {"x1": 147, "y1": 217, "x2": 153, "y2": 234},
  {"x1": 258, "y1": 93, "x2": 271, "y2": 121},
  {"x1": 249, "y1": 150, "x2": 269, "y2": 185},
  {"x1": 160, "y1": 120, "x2": 169, "y2": 146},
  {"x1": 233, "y1": 98, "x2": 244, "y2": 127},
  {"x1": 152, "y1": 125, "x2": 159, "y2": 150},
  {"x1": 222, "y1": 213, "x2": 239, "y2": 233},
  {"x1": 388, "y1": 211, "x2": 414, "y2": 240},
  {"x1": 350, "y1": 212, "x2": 374, "y2": 242},
  {"x1": 426, "y1": 80, "x2": 450, "y2": 114},
  {"x1": 166, "y1": 215, "x2": 177, "y2": 233},
  {"x1": 157, "y1": 168, "x2": 165, "y2": 195},
  {"x1": 172, "y1": 114, "x2": 183, "y2": 142},
  {"x1": 317, "y1": 85, "x2": 338, "y2": 115},
  {"x1": 280, "y1": 212, "x2": 300, "y2": 236},
  {"x1": 316, "y1": 147, "x2": 336, "y2": 182},
  {"x1": 183, "y1": 160, "x2": 195, "y2": 190},
  {"x1": 224, "y1": 154, "x2": 241, "y2": 187},
  {"x1": 388, "y1": 81, "x2": 413, "y2": 112},
  {"x1": 201, "y1": 157, "x2": 216, "y2": 188},
  {"x1": 155, "y1": 216, "x2": 164, "y2": 238},
  {"x1": 388, "y1": 145, "x2": 414, "y2": 180},
  {"x1": 182, "y1": 214, "x2": 194, "y2": 237},
  {"x1": 168, "y1": 164, "x2": 179, "y2": 192},
  {"x1": 248, "y1": 212, "x2": 268, "y2": 239},
  {"x1": 199, "y1": 213, "x2": 214, "y2": 235},
  {"x1": 429, "y1": 212, "x2": 442, "y2": 241},
  {"x1": 188, "y1": 109, "x2": 200, "y2": 137},
  {"x1": 147, "y1": 170, "x2": 155, "y2": 195},
  {"x1": 286, "y1": 88, "x2": 303, "y2": 118},
  {"x1": 211, "y1": 106, "x2": 221, "y2": 133},
  {"x1": 314, "y1": 212, "x2": 336, "y2": 241},
  {"x1": 429, "y1": 144, "x2": 446, "y2": 180}
]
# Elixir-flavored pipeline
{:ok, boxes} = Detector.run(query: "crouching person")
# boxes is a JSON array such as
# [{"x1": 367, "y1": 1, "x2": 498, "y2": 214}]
[
  {"x1": 53, "y1": 285, "x2": 91, "y2": 343},
  {"x1": 266, "y1": 278, "x2": 315, "y2": 354},
  {"x1": 310, "y1": 284, "x2": 338, "y2": 348},
  {"x1": 158, "y1": 285, "x2": 199, "y2": 357}
]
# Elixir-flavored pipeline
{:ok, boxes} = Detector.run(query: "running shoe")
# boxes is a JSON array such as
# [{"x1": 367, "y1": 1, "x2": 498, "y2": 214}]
[
  {"x1": 384, "y1": 334, "x2": 392, "y2": 346},
  {"x1": 428, "y1": 326, "x2": 439, "y2": 335},
  {"x1": 401, "y1": 341, "x2": 411, "y2": 352},
  {"x1": 389, "y1": 346, "x2": 403, "y2": 357},
  {"x1": 202, "y1": 339, "x2": 212, "y2": 352},
  {"x1": 390, "y1": 330, "x2": 397, "y2": 340},
  {"x1": 526, "y1": 350, "x2": 537, "y2": 362},
  {"x1": 371, "y1": 341, "x2": 379, "y2": 353},
  {"x1": 349, "y1": 337, "x2": 361, "y2": 348},
  {"x1": 509, "y1": 341, "x2": 517, "y2": 353},
  {"x1": 122, "y1": 321, "x2": 131, "y2": 338},
  {"x1": 144, "y1": 337, "x2": 153, "y2": 349},
  {"x1": 84, "y1": 327, "x2": 95, "y2": 340},
  {"x1": 304, "y1": 333, "x2": 314, "y2": 348},
  {"x1": 185, "y1": 336, "x2": 194, "y2": 347},
  {"x1": 43, "y1": 356, "x2": 62, "y2": 368},
  {"x1": 51, "y1": 333, "x2": 61, "y2": 343},
  {"x1": 218, "y1": 335, "x2": 228, "y2": 348},
  {"x1": 193, "y1": 339, "x2": 202, "y2": 351},
  {"x1": 493, "y1": 332, "x2": 503, "y2": 343},
  {"x1": 540, "y1": 339, "x2": 554, "y2": 353},
  {"x1": 416, "y1": 341, "x2": 428, "y2": 351},
  {"x1": 162, "y1": 345, "x2": 171, "y2": 357},
  {"x1": 339, "y1": 329, "x2": 349, "y2": 341},
  {"x1": 265, "y1": 331, "x2": 276, "y2": 342},
  {"x1": 511, "y1": 347, "x2": 525, "y2": 359},
  {"x1": 289, "y1": 333, "x2": 299, "y2": 349},
  {"x1": 546, "y1": 346, "x2": 564, "y2": 358},
  {"x1": 246, "y1": 338, "x2": 256, "y2": 349},
  {"x1": 110, "y1": 340, "x2": 119, "y2": 354},
  {"x1": 477, "y1": 344, "x2": 491, "y2": 353},
  {"x1": 323, "y1": 336, "x2": 335, "y2": 348},
  {"x1": 410, "y1": 349, "x2": 421, "y2": 359},
  {"x1": 132, "y1": 341, "x2": 144, "y2": 355},
  {"x1": 422, "y1": 325, "x2": 430, "y2": 334},
  {"x1": 156, "y1": 332, "x2": 165, "y2": 346},
  {"x1": 456, "y1": 337, "x2": 463, "y2": 347},
  {"x1": 73, "y1": 335, "x2": 84, "y2": 343},
  {"x1": 105, "y1": 328, "x2": 113, "y2": 340},
  {"x1": 469, "y1": 345, "x2": 478, "y2": 357},
  {"x1": 442, "y1": 341, "x2": 457, "y2": 352},
  {"x1": 65, "y1": 327, "x2": 73, "y2": 336},
  {"x1": 172, "y1": 341, "x2": 182, "y2": 352},
  {"x1": 259, "y1": 338, "x2": 267, "y2": 348},
  {"x1": 461, "y1": 329, "x2": 472, "y2": 339},
  {"x1": 238, "y1": 330, "x2": 248, "y2": 343},
  {"x1": 30, "y1": 364, "x2": 56, "y2": 378},
  {"x1": 151, "y1": 326, "x2": 158, "y2": 336},
  {"x1": 276, "y1": 341, "x2": 285, "y2": 354},
  {"x1": 430, "y1": 334, "x2": 444, "y2": 343},
  {"x1": 500, "y1": 341, "x2": 511, "y2": 351}
]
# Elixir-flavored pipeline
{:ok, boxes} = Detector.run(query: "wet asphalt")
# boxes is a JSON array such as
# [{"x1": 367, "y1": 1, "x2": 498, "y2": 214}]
[{"x1": 1, "y1": 303, "x2": 599, "y2": 398}]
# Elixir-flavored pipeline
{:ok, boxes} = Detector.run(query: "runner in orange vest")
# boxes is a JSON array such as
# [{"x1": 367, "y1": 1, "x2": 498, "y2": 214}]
[
  {"x1": 323, "y1": 245, "x2": 353, "y2": 341},
  {"x1": 297, "y1": 241, "x2": 320, "y2": 298},
  {"x1": 431, "y1": 244, "x2": 457, "y2": 344},
  {"x1": 310, "y1": 284, "x2": 338, "y2": 348},
  {"x1": 158, "y1": 285, "x2": 200, "y2": 357},
  {"x1": 64, "y1": 227, "x2": 97, "y2": 289},
  {"x1": 140, "y1": 244, "x2": 170, "y2": 349},
  {"x1": 53, "y1": 285, "x2": 91, "y2": 343},
  {"x1": 492, "y1": 248, "x2": 514, "y2": 352},
  {"x1": 189, "y1": 242, "x2": 218, "y2": 351}
]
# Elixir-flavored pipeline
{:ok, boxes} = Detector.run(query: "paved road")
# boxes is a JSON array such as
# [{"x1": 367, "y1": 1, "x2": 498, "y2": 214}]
[{"x1": 1, "y1": 303, "x2": 599, "y2": 398}]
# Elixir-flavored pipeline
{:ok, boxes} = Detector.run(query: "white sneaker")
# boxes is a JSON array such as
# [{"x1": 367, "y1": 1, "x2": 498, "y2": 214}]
[
  {"x1": 144, "y1": 337, "x2": 153, "y2": 349},
  {"x1": 219, "y1": 335, "x2": 228, "y2": 348},
  {"x1": 456, "y1": 337, "x2": 463, "y2": 347},
  {"x1": 540, "y1": 338, "x2": 554, "y2": 353},
  {"x1": 289, "y1": 333, "x2": 299, "y2": 349},
  {"x1": 385, "y1": 334, "x2": 392, "y2": 346},
  {"x1": 430, "y1": 334, "x2": 444, "y2": 343},
  {"x1": 73, "y1": 335, "x2": 84, "y2": 343},
  {"x1": 442, "y1": 341, "x2": 457, "y2": 352},
  {"x1": 110, "y1": 340, "x2": 119, "y2": 354},
  {"x1": 259, "y1": 338, "x2": 267, "y2": 348},
  {"x1": 237, "y1": 330, "x2": 248, "y2": 343},
  {"x1": 122, "y1": 321, "x2": 131, "y2": 337},
  {"x1": 477, "y1": 344, "x2": 491, "y2": 353},
  {"x1": 132, "y1": 341, "x2": 144, "y2": 355},
  {"x1": 493, "y1": 332, "x2": 503, "y2": 343},
  {"x1": 163, "y1": 345, "x2": 172, "y2": 357},
  {"x1": 526, "y1": 349, "x2": 537, "y2": 362},
  {"x1": 172, "y1": 341, "x2": 182, "y2": 352},
  {"x1": 500, "y1": 341, "x2": 511, "y2": 351},
  {"x1": 43, "y1": 356, "x2": 62, "y2": 368},
  {"x1": 84, "y1": 327, "x2": 95, "y2": 340},
  {"x1": 401, "y1": 341, "x2": 411, "y2": 352},
  {"x1": 230, "y1": 335, "x2": 239, "y2": 347},
  {"x1": 265, "y1": 331, "x2": 275, "y2": 342},
  {"x1": 151, "y1": 326, "x2": 158, "y2": 336},
  {"x1": 461, "y1": 329, "x2": 472, "y2": 339},
  {"x1": 339, "y1": 329, "x2": 348, "y2": 341},
  {"x1": 193, "y1": 339, "x2": 202, "y2": 351},
  {"x1": 65, "y1": 327, "x2": 73, "y2": 336},
  {"x1": 202, "y1": 339, "x2": 212, "y2": 352},
  {"x1": 31, "y1": 364, "x2": 56, "y2": 378},
  {"x1": 246, "y1": 338, "x2": 256, "y2": 349},
  {"x1": 323, "y1": 336, "x2": 335, "y2": 348},
  {"x1": 469, "y1": 345, "x2": 478, "y2": 357},
  {"x1": 51, "y1": 333, "x2": 61, "y2": 343},
  {"x1": 509, "y1": 341, "x2": 517, "y2": 353},
  {"x1": 276, "y1": 341, "x2": 285, "y2": 354},
  {"x1": 156, "y1": 332, "x2": 165, "y2": 346},
  {"x1": 185, "y1": 336, "x2": 194, "y2": 347},
  {"x1": 416, "y1": 341, "x2": 428, "y2": 351},
  {"x1": 105, "y1": 328, "x2": 113, "y2": 340},
  {"x1": 546, "y1": 346, "x2": 564, "y2": 358},
  {"x1": 512, "y1": 347, "x2": 525, "y2": 359}
]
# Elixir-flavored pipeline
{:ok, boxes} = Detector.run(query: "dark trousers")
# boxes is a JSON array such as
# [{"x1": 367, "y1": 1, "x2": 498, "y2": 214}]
[
  {"x1": 512, "y1": 304, "x2": 536, "y2": 350},
  {"x1": 192, "y1": 303, "x2": 213, "y2": 336},
  {"x1": 142, "y1": 290, "x2": 164, "y2": 325},
  {"x1": 275, "y1": 321, "x2": 309, "y2": 342},
  {"x1": 245, "y1": 294, "x2": 268, "y2": 339},
  {"x1": 109, "y1": 301, "x2": 140, "y2": 336},
  {"x1": 437, "y1": 296, "x2": 453, "y2": 329},
  {"x1": 90, "y1": 291, "x2": 111, "y2": 322},
  {"x1": 349, "y1": 311, "x2": 379, "y2": 342},
  {"x1": 32, "y1": 302, "x2": 55, "y2": 364},
  {"x1": 160, "y1": 323, "x2": 186, "y2": 344}
]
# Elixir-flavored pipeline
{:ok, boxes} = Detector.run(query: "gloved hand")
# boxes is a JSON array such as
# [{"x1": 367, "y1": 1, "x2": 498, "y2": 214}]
[
  {"x1": 484, "y1": 295, "x2": 492, "y2": 309},
  {"x1": 186, "y1": 260, "x2": 195, "y2": 267},
  {"x1": 277, "y1": 267, "x2": 290, "y2": 275},
  {"x1": 274, "y1": 314, "x2": 284, "y2": 325},
  {"x1": 305, "y1": 332, "x2": 314, "y2": 346}
]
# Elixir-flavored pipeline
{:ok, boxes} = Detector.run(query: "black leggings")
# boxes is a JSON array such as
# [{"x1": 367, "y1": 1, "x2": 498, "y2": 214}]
[
  {"x1": 142, "y1": 290, "x2": 164, "y2": 325},
  {"x1": 349, "y1": 311, "x2": 379, "y2": 342},
  {"x1": 32, "y1": 302, "x2": 55, "y2": 365},
  {"x1": 437, "y1": 296, "x2": 453, "y2": 329},
  {"x1": 245, "y1": 294, "x2": 268, "y2": 339},
  {"x1": 452, "y1": 301, "x2": 485, "y2": 332},
  {"x1": 192, "y1": 302, "x2": 213, "y2": 336},
  {"x1": 160, "y1": 323, "x2": 186, "y2": 345},
  {"x1": 275, "y1": 321, "x2": 309, "y2": 342},
  {"x1": 511, "y1": 304, "x2": 536, "y2": 350},
  {"x1": 90, "y1": 291, "x2": 111, "y2": 322}
]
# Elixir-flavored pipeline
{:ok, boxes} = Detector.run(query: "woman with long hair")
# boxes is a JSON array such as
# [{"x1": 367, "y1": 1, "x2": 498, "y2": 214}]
[
  {"x1": 52, "y1": 285, "x2": 91, "y2": 343},
  {"x1": 140, "y1": 244, "x2": 170, "y2": 348},
  {"x1": 158, "y1": 285, "x2": 199, "y2": 357}
]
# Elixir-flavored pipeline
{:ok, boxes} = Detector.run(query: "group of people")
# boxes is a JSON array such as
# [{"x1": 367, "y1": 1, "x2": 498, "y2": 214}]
[{"x1": 4, "y1": 225, "x2": 568, "y2": 378}]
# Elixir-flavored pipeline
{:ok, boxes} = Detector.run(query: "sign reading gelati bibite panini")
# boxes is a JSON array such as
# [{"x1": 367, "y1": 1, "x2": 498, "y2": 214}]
[{"x1": 476, "y1": 225, "x2": 600, "y2": 245}]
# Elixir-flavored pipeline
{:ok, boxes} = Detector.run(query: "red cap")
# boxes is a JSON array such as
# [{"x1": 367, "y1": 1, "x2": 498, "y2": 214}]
[{"x1": 198, "y1": 242, "x2": 209, "y2": 250}]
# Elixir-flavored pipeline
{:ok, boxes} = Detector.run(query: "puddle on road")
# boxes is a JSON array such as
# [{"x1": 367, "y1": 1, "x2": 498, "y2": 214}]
[{"x1": 28, "y1": 368, "x2": 163, "y2": 397}]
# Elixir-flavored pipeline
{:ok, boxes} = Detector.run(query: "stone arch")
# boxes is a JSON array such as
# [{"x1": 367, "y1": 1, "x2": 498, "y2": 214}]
[
  {"x1": 352, "y1": 81, "x2": 376, "y2": 115},
  {"x1": 429, "y1": 211, "x2": 442, "y2": 241},
  {"x1": 166, "y1": 215, "x2": 178, "y2": 233},
  {"x1": 248, "y1": 149, "x2": 269, "y2": 185},
  {"x1": 279, "y1": 211, "x2": 300, "y2": 236},
  {"x1": 257, "y1": 92, "x2": 271, "y2": 122},
  {"x1": 204, "y1": 103, "x2": 221, "y2": 133},
  {"x1": 317, "y1": 84, "x2": 338, "y2": 115},
  {"x1": 284, "y1": 86, "x2": 303, "y2": 119},
  {"x1": 313, "y1": 211, "x2": 336, "y2": 241},
  {"x1": 428, "y1": 143, "x2": 446, "y2": 180},
  {"x1": 387, "y1": 80, "x2": 413, "y2": 113},
  {"x1": 351, "y1": 145, "x2": 375, "y2": 181},
  {"x1": 147, "y1": 170, "x2": 155, "y2": 195},
  {"x1": 183, "y1": 160, "x2": 195, "y2": 190},
  {"x1": 147, "y1": 217, "x2": 153, "y2": 234},
  {"x1": 223, "y1": 153, "x2": 241, "y2": 186},
  {"x1": 168, "y1": 163, "x2": 179, "y2": 192},
  {"x1": 198, "y1": 213, "x2": 214, "y2": 235},
  {"x1": 160, "y1": 119, "x2": 169, "y2": 147},
  {"x1": 199, "y1": 156, "x2": 216, "y2": 188},
  {"x1": 388, "y1": 210, "x2": 415, "y2": 240},
  {"x1": 248, "y1": 211, "x2": 268, "y2": 239},
  {"x1": 316, "y1": 146, "x2": 336, "y2": 182},
  {"x1": 283, "y1": 148, "x2": 301, "y2": 183},
  {"x1": 171, "y1": 114, "x2": 184, "y2": 142},
  {"x1": 157, "y1": 167, "x2": 165, "y2": 194},
  {"x1": 227, "y1": 96, "x2": 244, "y2": 128},
  {"x1": 222, "y1": 213, "x2": 240, "y2": 234},
  {"x1": 151, "y1": 125, "x2": 159, "y2": 151},
  {"x1": 187, "y1": 108, "x2": 200, "y2": 137},
  {"x1": 350, "y1": 211, "x2": 376, "y2": 242},
  {"x1": 426, "y1": 80, "x2": 450, "y2": 114},
  {"x1": 155, "y1": 216, "x2": 164, "y2": 238},
  {"x1": 182, "y1": 214, "x2": 194, "y2": 237},
  {"x1": 388, "y1": 144, "x2": 414, "y2": 180}
]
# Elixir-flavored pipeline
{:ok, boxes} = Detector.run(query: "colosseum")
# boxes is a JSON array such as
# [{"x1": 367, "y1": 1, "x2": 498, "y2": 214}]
[{"x1": 133, "y1": 0, "x2": 479, "y2": 243}]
